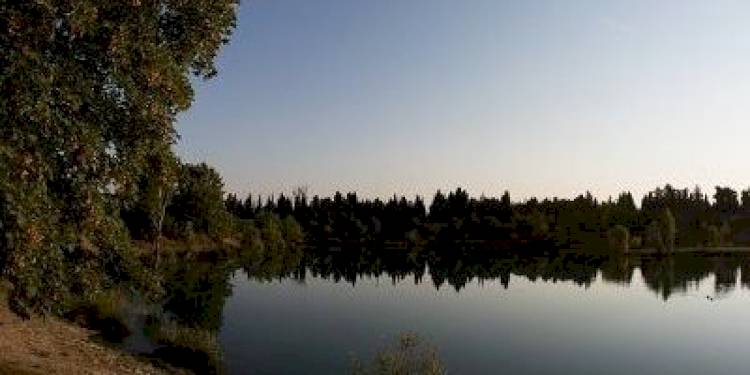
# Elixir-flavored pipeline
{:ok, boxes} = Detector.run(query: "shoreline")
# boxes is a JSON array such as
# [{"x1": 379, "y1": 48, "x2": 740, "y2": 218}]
[{"x1": 0, "y1": 286, "x2": 172, "y2": 375}]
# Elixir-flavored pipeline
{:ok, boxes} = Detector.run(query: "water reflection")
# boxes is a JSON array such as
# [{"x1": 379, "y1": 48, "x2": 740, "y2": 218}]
[
  {"x1": 160, "y1": 260, "x2": 234, "y2": 331},
  {"x1": 234, "y1": 246, "x2": 750, "y2": 302},
  {"x1": 156, "y1": 246, "x2": 750, "y2": 334},
  {"x1": 152, "y1": 247, "x2": 750, "y2": 373}
]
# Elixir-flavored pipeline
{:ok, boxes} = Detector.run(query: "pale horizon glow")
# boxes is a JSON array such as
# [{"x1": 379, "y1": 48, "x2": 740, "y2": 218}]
[{"x1": 176, "y1": 0, "x2": 750, "y2": 202}]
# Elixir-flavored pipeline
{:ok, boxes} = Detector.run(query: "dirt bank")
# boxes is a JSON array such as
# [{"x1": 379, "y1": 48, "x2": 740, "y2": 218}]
[{"x1": 0, "y1": 297, "x2": 168, "y2": 375}]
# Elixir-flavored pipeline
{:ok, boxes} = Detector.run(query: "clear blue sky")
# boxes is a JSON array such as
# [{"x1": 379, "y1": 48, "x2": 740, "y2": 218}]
[{"x1": 176, "y1": 0, "x2": 750, "y2": 202}]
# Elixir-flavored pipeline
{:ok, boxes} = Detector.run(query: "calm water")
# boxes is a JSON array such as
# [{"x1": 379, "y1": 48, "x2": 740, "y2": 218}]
[{"x1": 206, "y1": 252, "x2": 750, "y2": 374}]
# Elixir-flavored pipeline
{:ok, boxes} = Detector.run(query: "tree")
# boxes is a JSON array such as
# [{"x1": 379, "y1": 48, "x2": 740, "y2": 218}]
[
  {"x1": 167, "y1": 163, "x2": 231, "y2": 238},
  {"x1": 714, "y1": 186, "x2": 739, "y2": 218},
  {"x1": 0, "y1": 1, "x2": 237, "y2": 315},
  {"x1": 741, "y1": 188, "x2": 750, "y2": 212},
  {"x1": 121, "y1": 146, "x2": 179, "y2": 265},
  {"x1": 656, "y1": 208, "x2": 676, "y2": 253},
  {"x1": 122, "y1": 147, "x2": 179, "y2": 240},
  {"x1": 351, "y1": 332, "x2": 445, "y2": 375},
  {"x1": 608, "y1": 225, "x2": 630, "y2": 253}
]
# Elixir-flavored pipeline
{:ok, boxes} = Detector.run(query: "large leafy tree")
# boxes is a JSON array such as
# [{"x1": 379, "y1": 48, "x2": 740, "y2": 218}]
[
  {"x1": 0, "y1": 1, "x2": 237, "y2": 315},
  {"x1": 167, "y1": 162, "x2": 231, "y2": 238}
]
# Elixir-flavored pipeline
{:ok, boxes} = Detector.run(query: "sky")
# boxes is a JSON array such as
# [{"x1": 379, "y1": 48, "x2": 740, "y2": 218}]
[{"x1": 176, "y1": 0, "x2": 750, "y2": 202}]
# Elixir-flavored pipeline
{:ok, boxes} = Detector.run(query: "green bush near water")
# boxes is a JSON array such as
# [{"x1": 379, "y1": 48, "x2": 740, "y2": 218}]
[{"x1": 147, "y1": 318, "x2": 223, "y2": 374}]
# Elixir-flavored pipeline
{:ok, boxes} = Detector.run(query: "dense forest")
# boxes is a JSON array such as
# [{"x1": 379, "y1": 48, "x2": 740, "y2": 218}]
[{"x1": 223, "y1": 184, "x2": 750, "y2": 253}]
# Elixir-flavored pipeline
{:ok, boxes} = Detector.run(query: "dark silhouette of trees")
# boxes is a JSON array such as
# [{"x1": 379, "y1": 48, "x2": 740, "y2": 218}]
[
  {"x1": 714, "y1": 186, "x2": 739, "y2": 219},
  {"x1": 229, "y1": 184, "x2": 750, "y2": 253},
  {"x1": 234, "y1": 236, "x2": 747, "y2": 301}
]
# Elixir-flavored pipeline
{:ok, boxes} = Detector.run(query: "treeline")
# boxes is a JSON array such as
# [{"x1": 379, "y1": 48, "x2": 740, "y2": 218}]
[
  {"x1": 225, "y1": 185, "x2": 750, "y2": 252},
  {"x1": 120, "y1": 162, "x2": 303, "y2": 252}
]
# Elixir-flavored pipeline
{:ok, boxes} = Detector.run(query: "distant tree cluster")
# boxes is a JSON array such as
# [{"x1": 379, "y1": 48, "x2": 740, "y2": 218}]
[{"x1": 226, "y1": 184, "x2": 750, "y2": 251}]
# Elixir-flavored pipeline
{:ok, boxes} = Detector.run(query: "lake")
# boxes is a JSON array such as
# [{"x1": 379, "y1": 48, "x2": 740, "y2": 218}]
[{"x1": 186, "y1": 250, "x2": 750, "y2": 374}]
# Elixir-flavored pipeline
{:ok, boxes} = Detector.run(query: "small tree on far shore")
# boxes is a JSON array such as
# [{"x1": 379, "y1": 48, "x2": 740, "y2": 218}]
[{"x1": 608, "y1": 225, "x2": 630, "y2": 253}]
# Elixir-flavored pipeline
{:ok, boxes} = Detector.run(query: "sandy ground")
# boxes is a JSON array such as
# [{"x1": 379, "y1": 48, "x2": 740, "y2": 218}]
[{"x1": 0, "y1": 300, "x2": 168, "y2": 375}]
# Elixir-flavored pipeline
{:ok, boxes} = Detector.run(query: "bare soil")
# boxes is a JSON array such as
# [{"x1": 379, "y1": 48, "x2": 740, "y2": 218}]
[{"x1": 0, "y1": 299, "x2": 168, "y2": 375}]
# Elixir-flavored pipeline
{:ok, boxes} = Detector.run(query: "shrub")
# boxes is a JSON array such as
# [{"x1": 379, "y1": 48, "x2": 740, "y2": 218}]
[
  {"x1": 351, "y1": 332, "x2": 446, "y2": 375},
  {"x1": 71, "y1": 289, "x2": 132, "y2": 342},
  {"x1": 148, "y1": 319, "x2": 222, "y2": 374}
]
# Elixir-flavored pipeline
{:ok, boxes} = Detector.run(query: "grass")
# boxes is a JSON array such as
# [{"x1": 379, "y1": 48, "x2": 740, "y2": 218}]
[
  {"x1": 147, "y1": 319, "x2": 223, "y2": 374},
  {"x1": 151, "y1": 320, "x2": 220, "y2": 356}
]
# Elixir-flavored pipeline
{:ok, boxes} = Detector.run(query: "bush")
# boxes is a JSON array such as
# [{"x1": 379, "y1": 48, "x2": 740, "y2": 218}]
[
  {"x1": 147, "y1": 319, "x2": 222, "y2": 374},
  {"x1": 351, "y1": 332, "x2": 446, "y2": 375},
  {"x1": 69, "y1": 289, "x2": 132, "y2": 342}
]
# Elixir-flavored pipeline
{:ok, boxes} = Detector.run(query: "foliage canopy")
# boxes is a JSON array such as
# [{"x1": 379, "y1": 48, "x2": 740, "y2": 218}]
[{"x1": 0, "y1": 0, "x2": 237, "y2": 315}]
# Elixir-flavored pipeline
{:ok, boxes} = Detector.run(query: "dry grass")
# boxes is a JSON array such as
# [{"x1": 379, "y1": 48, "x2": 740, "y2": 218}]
[
  {"x1": 152, "y1": 321, "x2": 219, "y2": 357},
  {"x1": 149, "y1": 319, "x2": 222, "y2": 373}
]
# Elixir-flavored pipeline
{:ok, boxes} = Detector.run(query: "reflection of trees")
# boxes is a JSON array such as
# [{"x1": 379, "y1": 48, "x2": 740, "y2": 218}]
[
  {"x1": 599, "y1": 255, "x2": 634, "y2": 284},
  {"x1": 244, "y1": 245, "x2": 750, "y2": 300},
  {"x1": 712, "y1": 257, "x2": 739, "y2": 294},
  {"x1": 238, "y1": 244, "x2": 612, "y2": 292},
  {"x1": 160, "y1": 247, "x2": 750, "y2": 327},
  {"x1": 159, "y1": 260, "x2": 234, "y2": 331},
  {"x1": 638, "y1": 254, "x2": 745, "y2": 300},
  {"x1": 741, "y1": 258, "x2": 750, "y2": 289},
  {"x1": 240, "y1": 242, "x2": 306, "y2": 282}
]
